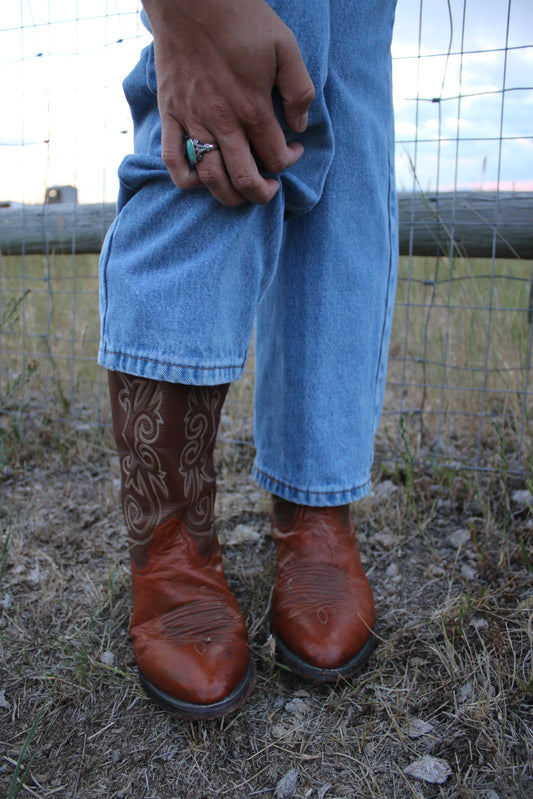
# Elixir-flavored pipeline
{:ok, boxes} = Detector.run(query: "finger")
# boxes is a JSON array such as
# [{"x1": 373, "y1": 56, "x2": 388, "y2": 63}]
[
  {"x1": 160, "y1": 112, "x2": 202, "y2": 190},
  {"x1": 248, "y1": 115, "x2": 305, "y2": 175},
  {"x1": 183, "y1": 122, "x2": 246, "y2": 206},
  {"x1": 195, "y1": 148, "x2": 248, "y2": 206},
  {"x1": 275, "y1": 32, "x2": 315, "y2": 133},
  {"x1": 214, "y1": 130, "x2": 282, "y2": 205}
]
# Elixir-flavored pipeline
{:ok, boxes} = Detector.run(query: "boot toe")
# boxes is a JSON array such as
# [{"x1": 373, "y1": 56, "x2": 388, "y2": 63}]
[
  {"x1": 273, "y1": 570, "x2": 375, "y2": 671},
  {"x1": 131, "y1": 602, "x2": 253, "y2": 710}
]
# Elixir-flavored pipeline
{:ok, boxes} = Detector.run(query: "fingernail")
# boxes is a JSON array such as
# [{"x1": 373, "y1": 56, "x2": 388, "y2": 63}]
[{"x1": 295, "y1": 113, "x2": 308, "y2": 133}]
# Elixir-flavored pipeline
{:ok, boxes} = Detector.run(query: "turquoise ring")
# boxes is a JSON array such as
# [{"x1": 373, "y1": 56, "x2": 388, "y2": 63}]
[{"x1": 185, "y1": 137, "x2": 219, "y2": 167}]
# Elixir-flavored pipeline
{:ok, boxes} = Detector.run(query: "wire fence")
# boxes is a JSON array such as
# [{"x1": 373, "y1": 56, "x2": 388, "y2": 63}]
[{"x1": 1, "y1": 0, "x2": 532, "y2": 474}]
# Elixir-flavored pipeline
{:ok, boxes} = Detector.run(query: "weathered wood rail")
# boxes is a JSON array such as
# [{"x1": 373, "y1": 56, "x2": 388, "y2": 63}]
[{"x1": 1, "y1": 191, "x2": 532, "y2": 259}]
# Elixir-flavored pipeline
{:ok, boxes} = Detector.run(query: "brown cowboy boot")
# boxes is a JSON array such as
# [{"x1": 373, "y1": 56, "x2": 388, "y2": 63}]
[
  {"x1": 108, "y1": 371, "x2": 255, "y2": 719},
  {"x1": 271, "y1": 498, "x2": 375, "y2": 682}
]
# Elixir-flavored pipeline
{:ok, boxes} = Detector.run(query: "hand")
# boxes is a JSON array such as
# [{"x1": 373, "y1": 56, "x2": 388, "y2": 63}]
[{"x1": 141, "y1": 0, "x2": 315, "y2": 206}]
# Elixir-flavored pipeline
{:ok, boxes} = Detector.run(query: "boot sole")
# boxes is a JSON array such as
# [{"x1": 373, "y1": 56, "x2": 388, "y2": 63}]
[
  {"x1": 274, "y1": 631, "x2": 376, "y2": 683},
  {"x1": 138, "y1": 656, "x2": 256, "y2": 721}
]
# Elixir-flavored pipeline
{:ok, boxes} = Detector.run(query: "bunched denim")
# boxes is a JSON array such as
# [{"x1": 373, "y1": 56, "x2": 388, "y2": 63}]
[{"x1": 98, "y1": 0, "x2": 399, "y2": 506}]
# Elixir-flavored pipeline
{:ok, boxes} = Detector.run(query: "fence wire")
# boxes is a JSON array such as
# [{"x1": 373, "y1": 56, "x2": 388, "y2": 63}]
[{"x1": 0, "y1": 0, "x2": 532, "y2": 475}]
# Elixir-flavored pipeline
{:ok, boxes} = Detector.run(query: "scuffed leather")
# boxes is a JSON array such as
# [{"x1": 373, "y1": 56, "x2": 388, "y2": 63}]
[
  {"x1": 130, "y1": 516, "x2": 250, "y2": 705},
  {"x1": 271, "y1": 504, "x2": 375, "y2": 670}
]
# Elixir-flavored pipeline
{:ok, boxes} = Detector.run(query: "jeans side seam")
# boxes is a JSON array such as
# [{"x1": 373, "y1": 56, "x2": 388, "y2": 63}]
[{"x1": 371, "y1": 135, "x2": 397, "y2": 424}]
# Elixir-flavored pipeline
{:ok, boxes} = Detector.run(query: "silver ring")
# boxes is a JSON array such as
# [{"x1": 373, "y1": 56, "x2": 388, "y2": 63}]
[{"x1": 185, "y1": 137, "x2": 219, "y2": 167}]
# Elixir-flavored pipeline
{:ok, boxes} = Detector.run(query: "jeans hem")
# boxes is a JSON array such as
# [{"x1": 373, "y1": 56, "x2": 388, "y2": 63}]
[
  {"x1": 98, "y1": 348, "x2": 245, "y2": 386},
  {"x1": 252, "y1": 464, "x2": 372, "y2": 506}
]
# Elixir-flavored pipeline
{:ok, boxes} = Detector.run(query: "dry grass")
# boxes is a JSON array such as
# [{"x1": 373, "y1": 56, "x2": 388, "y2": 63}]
[
  {"x1": 1, "y1": 253, "x2": 531, "y2": 472},
  {"x1": 0, "y1": 417, "x2": 531, "y2": 799}
]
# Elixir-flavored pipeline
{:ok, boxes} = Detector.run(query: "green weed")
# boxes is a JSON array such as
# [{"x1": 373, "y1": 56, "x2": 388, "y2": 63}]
[{"x1": 7, "y1": 706, "x2": 55, "y2": 799}]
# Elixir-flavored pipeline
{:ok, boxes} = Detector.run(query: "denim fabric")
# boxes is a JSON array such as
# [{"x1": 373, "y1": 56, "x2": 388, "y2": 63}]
[{"x1": 98, "y1": 0, "x2": 398, "y2": 505}]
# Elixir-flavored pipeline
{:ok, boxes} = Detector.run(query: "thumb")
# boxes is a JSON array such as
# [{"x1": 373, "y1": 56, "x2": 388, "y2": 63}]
[{"x1": 275, "y1": 32, "x2": 315, "y2": 133}]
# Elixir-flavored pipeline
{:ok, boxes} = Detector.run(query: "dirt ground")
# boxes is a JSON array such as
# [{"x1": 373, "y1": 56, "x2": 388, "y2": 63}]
[{"x1": 0, "y1": 424, "x2": 532, "y2": 799}]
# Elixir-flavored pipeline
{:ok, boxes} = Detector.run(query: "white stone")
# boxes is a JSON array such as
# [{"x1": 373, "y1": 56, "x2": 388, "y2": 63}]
[
  {"x1": 446, "y1": 529, "x2": 471, "y2": 549},
  {"x1": 407, "y1": 719, "x2": 435, "y2": 738},
  {"x1": 275, "y1": 768, "x2": 298, "y2": 798},
  {"x1": 404, "y1": 755, "x2": 452, "y2": 784}
]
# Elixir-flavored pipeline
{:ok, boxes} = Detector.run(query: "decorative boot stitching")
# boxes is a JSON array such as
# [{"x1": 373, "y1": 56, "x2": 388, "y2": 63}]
[{"x1": 116, "y1": 374, "x2": 168, "y2": 552}]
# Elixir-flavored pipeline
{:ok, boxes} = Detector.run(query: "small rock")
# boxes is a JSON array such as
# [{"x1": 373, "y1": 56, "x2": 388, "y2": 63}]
[
  {"x1": 458, "y1": 680, "x2": 473, "y2": 703},
  {"x1": 436, "y1": 498, "x2": 453, "y2": 512},
  {"x1": 467, "y1": 497, "x2": 483, "y2": 516},
  {"x1": 372, "y1": 480, "x2": 399, "y2": 500},
  {"x1": 427, "y1": 564, "x2": 446, "y2": 578},
  {"x1": 407, "y1": 719, "x2": 434, "y2": 738},
  {"x1": 404, "y1": 755, "x2": 452, "y2": 784},
  {"x1": 430, "y1": 437, "x2": 458, "y2": 458},
  {"x1": 100, "y1": 651, "x2": 115, "y2": 666},
  {"x1": 224, "y1": 523, "x2": 261, "y2": 546},
  {"x1": 317, "y1": 784, "x2": 332, "y2": 799},
  {"x1": 460, "y1": 563, "x2": 477, "y2": 581},
  {"x1": 0, "y1": 689, "x2": 10, "y2": 710},
  {"x1": 469, "y1": 617, "x2": 489, "y2": 631},
  {"x1": 1, "y1": 594, "x2": 12, "y2": 611},
  {"x1": 271, "y1": 724, "x2": 290, "y2": 739},
  {"x1": 28, "y1": 562, "x2": 40, "y2": 585},
  {"x1": 285, "y1": 698, "x2": 310, "y2": 718},
  {"x1": 275, "y1": 768, "x2": 298, "y2": 798},
  {"x1": 446, "y1": 529, "x2": 470, "y2": 549},
  {"x1": 512, "y1": 489, "x2": 533, "y2": 513},
  {"x1": 374, "y1": 531, "x2": 402, "y2": 550}
]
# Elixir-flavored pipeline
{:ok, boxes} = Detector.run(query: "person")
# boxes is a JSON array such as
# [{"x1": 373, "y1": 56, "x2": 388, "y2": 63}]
[{"x1": 98, "y1": 0, "x2": 398, "y2": 721}]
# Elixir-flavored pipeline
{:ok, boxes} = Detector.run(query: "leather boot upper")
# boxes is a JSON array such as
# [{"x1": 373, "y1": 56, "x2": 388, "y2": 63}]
[{"x1": 271, "y1": 502, "x2": 375, "y2": 670}]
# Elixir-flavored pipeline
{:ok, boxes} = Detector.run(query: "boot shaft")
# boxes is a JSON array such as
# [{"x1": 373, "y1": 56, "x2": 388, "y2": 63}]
[{"x1": 108, "y1": 371, "x2": 229, "y2": 566}]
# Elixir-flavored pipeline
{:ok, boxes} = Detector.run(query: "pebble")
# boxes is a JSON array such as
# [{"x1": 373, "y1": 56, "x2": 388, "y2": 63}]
[
  {"x1": 469, "y1": 616, "x2": 489, "y2": 631},
  {"x1": 100, "y1": 650, "x2": 115, "y2": 666},
  {"x1": 446, "y1": 529, "x2": 471, "y2": 549},
  {"x1": 0, "y1": 689, "x2": 10, "y2": 710},
  {"x1": 460, "y1": 563, "x2": 477, "y2": 581},
  {"x1": 512, "y1": 489, "x2": 533, "y2": 512},
  {"x1": 275, "y1": 768, "x2": 298, "y2": 798},
  {"x1": 1, "y1": 594, "x2": 12, "y2": 611},
  {"x1": 284, "y1": 698, "x2": 310, "y2": 718},
  {"x1": 404, "y1": 755, "x2": 452, "y2": 784},
  {"x1": 223, "y1": 523, "x2": 261, "y2": 546},
  {"x1": 407, "y1": 719, "x2": 434, "y2": 738}
]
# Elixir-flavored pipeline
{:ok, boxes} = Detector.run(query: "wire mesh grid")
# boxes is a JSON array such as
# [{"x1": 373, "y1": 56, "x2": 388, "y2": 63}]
[{"x1": 0, "y1": 0, "x2": 532, "y2": 474}]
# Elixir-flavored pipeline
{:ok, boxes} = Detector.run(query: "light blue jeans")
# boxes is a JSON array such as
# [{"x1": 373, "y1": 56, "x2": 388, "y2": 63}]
[{"x1": 99, "y1": 0, "x2": 398, "y2": 506}]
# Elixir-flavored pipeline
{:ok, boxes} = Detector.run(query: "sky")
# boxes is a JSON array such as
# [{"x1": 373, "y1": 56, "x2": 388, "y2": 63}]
[{"x1": 1, "y1": 0, "x2": 532, "y2": 204}]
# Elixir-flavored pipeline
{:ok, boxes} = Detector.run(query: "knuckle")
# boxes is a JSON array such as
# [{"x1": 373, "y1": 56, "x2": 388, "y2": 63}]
[
  {"x1": 231, "y1": 172, "x2": 259, "y2": 194},
  {"x1": 264, "y1": 155, "x2": 287, "y2": 173},
  {"x1": 241, "y1": 97, "x2": 269, "y2": 132},
  {"x1": 293, "y1": 83, "x2": 315, "y2": 109},
  {"x1": 233, "y1": 176, "x2": 271, "y2": 204},
  {"x1": 197, "y1": 164, "x2": 220, "y2": 186},
  {"x1": 209, "y1": 103, "x2": 237, "y2": 136},
  {"x1": 161, "y1": 149, "x2": 180, "y2": 172}
]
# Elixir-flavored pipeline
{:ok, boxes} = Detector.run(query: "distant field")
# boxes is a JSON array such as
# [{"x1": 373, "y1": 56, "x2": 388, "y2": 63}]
[{"x1": 1, "y1": 252, "x2": 531, "y2": 470}]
